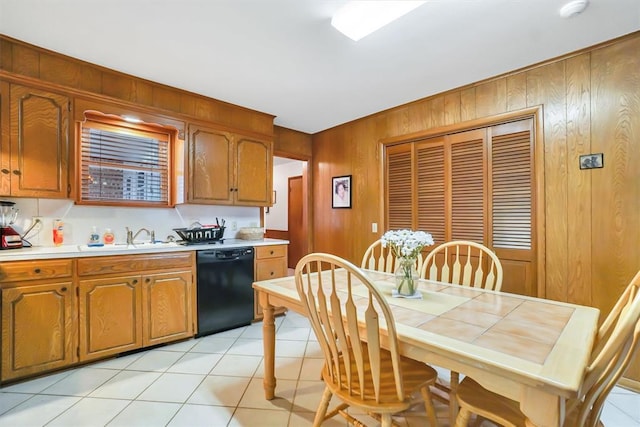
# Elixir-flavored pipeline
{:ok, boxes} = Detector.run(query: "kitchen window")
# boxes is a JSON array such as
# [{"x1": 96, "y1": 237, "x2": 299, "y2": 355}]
[{"x1": 78, "y1": 112, "x2": 177, "y2": 206}]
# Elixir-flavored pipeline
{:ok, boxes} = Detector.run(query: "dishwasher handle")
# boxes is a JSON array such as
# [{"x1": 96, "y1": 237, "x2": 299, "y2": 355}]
[{"x1": 198, "y1": 248, "x2": 253, "y2": 261}]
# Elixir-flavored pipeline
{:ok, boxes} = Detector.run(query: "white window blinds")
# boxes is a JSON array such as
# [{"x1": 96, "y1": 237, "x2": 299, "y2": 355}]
[{"x1": 79, "y1": 119, "x2": 170, "y2": 205}]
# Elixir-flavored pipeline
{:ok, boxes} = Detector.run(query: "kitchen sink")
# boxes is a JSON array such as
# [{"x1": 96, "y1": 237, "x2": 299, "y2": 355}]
[{"x1": 77, "y1": 242, "x2": 180, "y2": 251}]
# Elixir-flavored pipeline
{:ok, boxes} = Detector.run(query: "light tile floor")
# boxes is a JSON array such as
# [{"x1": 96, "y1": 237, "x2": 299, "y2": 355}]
[{"x1": 0, "y1": 311, "x2": 638, "y2": 426}]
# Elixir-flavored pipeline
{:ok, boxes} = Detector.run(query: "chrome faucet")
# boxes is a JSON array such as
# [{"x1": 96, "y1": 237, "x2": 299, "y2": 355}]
[{"x1": 126, "y1": 227, "x2": 154, "y2": 245}]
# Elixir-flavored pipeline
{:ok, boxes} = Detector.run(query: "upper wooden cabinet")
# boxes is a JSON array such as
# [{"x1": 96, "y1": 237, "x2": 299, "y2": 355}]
[
  {"x1": 0, "y1": 83, "x2": 70, "y2": 198},
  {"x1": 187, "y1": 124, "x2": 273, "y2": 206}
]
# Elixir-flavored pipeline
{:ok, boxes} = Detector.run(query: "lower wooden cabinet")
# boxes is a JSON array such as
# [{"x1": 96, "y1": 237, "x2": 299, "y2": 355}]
[
  {"x1": 78, "y1": 275, "x2": 143, "y2": 362},
  {"x1": 0, "y1": 259, "x2": 76, "y2": 382},
  {"x1": 77, "y1": 252, "x2": 195, "y2": 362},
  {"x1": 254, "y1": 244, "x2": 288, "y2": 320},
  {"x1": 143, "y1": 270, "x2": 194, "y2": 347},
  {"x1": 0, "y1": 252, "x2": 196, "y2": 382},
  {"x1": 1, "y1": 282, "x2": 76, "y2": 381}
]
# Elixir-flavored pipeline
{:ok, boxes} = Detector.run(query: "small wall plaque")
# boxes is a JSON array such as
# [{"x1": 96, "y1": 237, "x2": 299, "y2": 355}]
[{"x1": 580, "y1": 153, "x2": 604, "y2": 170}]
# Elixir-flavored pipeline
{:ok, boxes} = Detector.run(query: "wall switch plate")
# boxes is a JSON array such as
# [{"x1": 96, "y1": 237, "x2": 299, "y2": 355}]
[
  {"x1": 231, "y1": 221, "x2": 237, "y2": 231},
  {"x1": 372, "y1": 223, "x2": 378, "y2": 233}
]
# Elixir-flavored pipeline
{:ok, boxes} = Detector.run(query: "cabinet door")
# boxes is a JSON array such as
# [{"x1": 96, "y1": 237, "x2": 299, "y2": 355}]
[
  {"x1": 78, "y1": 275, "x2": 143, "y2": 361},
  {"x1": 142, "y1": 270, "x2": 194, "y2": 347},
  {"x1": 9, "y1": 84, "x2": 69, "y2": 198},
  {"x1": 1, "y1": 282, "x2": 75, "y2": 381},
  {"x1": 0, "y1": 82, "x2": 10, "y2": 195},
  {"x1": 235, "y1": 135, "x2": 272, "y2": 206},
  {"x1": 254, "y1": 245, "x2": 288, "y2": 320},
  {"x1": 188, "y1": 125, "x2": 233, "y2": 204}
]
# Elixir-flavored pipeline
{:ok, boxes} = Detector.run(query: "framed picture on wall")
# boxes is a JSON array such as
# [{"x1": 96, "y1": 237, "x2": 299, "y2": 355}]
[{"x1": 332, "y1": 175, "x2": 352, "y2": 209}]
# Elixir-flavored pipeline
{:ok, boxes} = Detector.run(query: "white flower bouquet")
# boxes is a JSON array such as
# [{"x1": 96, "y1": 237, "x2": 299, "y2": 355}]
[
  {"x1": 381, "y1": 229, "x2": 434, "y2": 259},
  {"x1": 381, "y1": 229, "x2": 434, "y2": 296}
]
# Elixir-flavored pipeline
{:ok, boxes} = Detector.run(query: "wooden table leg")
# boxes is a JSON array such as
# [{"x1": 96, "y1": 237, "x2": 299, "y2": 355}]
[{"x1": 260, "y1": 292, "x2": 276, "y2": 400}]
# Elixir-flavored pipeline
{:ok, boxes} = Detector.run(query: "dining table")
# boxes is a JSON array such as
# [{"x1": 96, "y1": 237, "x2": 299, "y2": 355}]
[{"x1": 253, "y1": 269, "x2": 600, "y2": 427}]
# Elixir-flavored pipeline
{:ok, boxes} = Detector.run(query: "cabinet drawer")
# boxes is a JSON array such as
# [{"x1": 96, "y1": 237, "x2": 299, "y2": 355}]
[
  {"x1": 0, "y1": 259, "x2": 73, "y2": 283},
  {"x1": 255, "y1": 245, "x2": 287, "y2": 260},
  {"x1": 255, "y1": 258, "x2": 287, "y2": 281},
  {"x1": 78, "y1": 251, "x2": 194, "y2": 276}
]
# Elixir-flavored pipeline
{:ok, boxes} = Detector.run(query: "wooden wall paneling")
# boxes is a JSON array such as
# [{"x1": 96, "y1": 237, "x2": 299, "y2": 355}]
[
  {"x1": 79, "y1": 64, "x2": 102, "y2": 94},
  {"x1": 428, "y1": 96, "x2": 445, "y2": 129},
  {"x1": 526, "y1": 61, "x2": 568, "y2": 302},
  {"x1": 273, "y1": 125, "x2": 312, "y2": 159},
  {"x1": 590, "y1": 36, "x2": 640, "y2": 384},
  {"x1": 353, "y1": 118, "x2": 380, "y2": 257},
  {"x1": 591, "y1": 37, "x2": 640, "y2": 329},
  {"x1": 11, "y1": 44, "x2": 38, "y2": 78},
  {"x1": 407, "y1": 100, "x2": 430, "y2": 134},
  {"x1": 102, "y1": 72, "x2": 137, "y2": 103},
  {"x1": 39, "y1": 53, "x2": 82, "y2": 88},
  {"x1": 475, "y1": 79, "x2": 507, "y2": 118},
  {"x1": 506, "y1": 73, "x2": 527, "y2": 111},
  {"x1": 460, "y1": 87, "x2": 476, "y2": 121},
  {"x1": 0, "y1": 35, "x2": 274, "y2": 137},
  {"x1": 385, "y1": 106, "x2": 410, "y2": 137},
  {"x1": 134, "y1": 80, "x2": 154, "y2": 106},
  {"x1": 152, "y1": 86, "x2": 181, "y2": 111},
  {"x1": 443, "y1": 92, "x2": 461, "y2": 126},
  {"x1": 0, "y1": 39, "x2": 13, "y2": 70},
  {"x1": 565, "y1": 53, "x2": 592, "y2": 306}
]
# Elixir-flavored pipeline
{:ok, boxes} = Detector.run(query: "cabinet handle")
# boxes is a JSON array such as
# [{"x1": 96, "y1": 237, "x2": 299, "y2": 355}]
[
  {"x1": 12, "y1": 170, "x2": 21, "y2": 176},
  {"x1": 270, "y1": 271, "x2": 274, "y2": 276},
  {"x1": 145, "y1": 278, "x2": 150, "y2": 283},
  {"x1": 1, "y1": 169, "x2": 8, "y2": 174},
  {"x1": 132, "y1": 279, "x2": 138, "y2": 284},
  {"x1": 60, "y1": 287, "x2": 67, "y2": 292},
  {"x1": 270, "y1": 250, "x2": 274, "y2": 255},
  {"x1": 34, "y1": 268, "x2": 41, "y2": 274}
]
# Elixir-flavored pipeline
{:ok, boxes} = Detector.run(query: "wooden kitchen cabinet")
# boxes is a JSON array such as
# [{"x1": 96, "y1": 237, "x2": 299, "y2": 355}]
[
  {"x1": 0, "y1": 259, "x2": 76, "y2": 382},
  {"x1": 142, "y1": 270, "x2": 194, "y2": 347},
  {"x1": 254, "y1": 244, "x2": 288, "y2": 320},
  {"x1": 1, "y1": 83, "x2": 70, "y2": 198},
  {"x1": 77, "y1": 252, "x2": 195, "y2": 362},
  {"x1": 77, "y1": 274, "x2": 143, "y2": 362},
  {"x1": 187, "y1": 124, "x2": 273, "y2": 206}
]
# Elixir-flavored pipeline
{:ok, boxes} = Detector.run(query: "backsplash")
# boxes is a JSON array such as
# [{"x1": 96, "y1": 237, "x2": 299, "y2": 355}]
[{"x1": 2, "y1": 198, "x2": 262, "y2": 247}]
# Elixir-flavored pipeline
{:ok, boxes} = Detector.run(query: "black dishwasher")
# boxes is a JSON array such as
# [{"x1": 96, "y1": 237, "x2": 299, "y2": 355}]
[{"x1": 196, "y1": 247, "x2": 255, "y2": 337}]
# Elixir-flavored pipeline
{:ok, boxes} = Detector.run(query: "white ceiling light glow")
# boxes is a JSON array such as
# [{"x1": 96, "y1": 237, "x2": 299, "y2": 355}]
[
  {"x1": 559, "y1": 0, "x2": 589, "y2": 18},
  {"x1": 331, "y1": 1, "x2": 427, "y2": 41}
]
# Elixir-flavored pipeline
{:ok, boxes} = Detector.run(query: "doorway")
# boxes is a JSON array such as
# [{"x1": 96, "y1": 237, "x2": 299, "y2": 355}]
[{"x1": 266, "y1": 156, "x2": 308, "y2": 269}]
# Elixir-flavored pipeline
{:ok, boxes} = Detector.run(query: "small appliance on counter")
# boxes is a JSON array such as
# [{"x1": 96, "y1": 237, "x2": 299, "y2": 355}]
[{"x1": 0, "y1": 201, "x2": 23, "y2": 249}]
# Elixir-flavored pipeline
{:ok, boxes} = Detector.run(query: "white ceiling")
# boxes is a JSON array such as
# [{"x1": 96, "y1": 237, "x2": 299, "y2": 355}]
[{"x1": 1, "y1": 0, "x2": 639, "y2": 134}]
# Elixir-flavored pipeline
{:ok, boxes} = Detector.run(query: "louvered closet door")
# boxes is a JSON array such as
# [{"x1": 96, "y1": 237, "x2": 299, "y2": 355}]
[
  {"x1": 489, "y1": 119, "x2": 535, "y2": 296},
  {"x1": 386, "y1": 144, "x2": 413, "y2": 230},
  {"x1": 447, "y1": 129, "x2": 486, "y2": 243},
  {"x1": 416, "y1": 138, "x2": 445, "y2": 245},
  {"x1": 384, "y1": 118, "x2": 536, "y2": 296}
]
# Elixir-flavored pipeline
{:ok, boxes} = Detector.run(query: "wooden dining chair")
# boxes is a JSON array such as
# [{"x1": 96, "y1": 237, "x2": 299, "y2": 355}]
[
  {"x1": 295, "y1": 252, "x2": 439, "y2": 427},
  {"x1": 454, "y1": 269, "x2": 640, "y2": 427},
  {"x1": 361, "y1": 239, "x2": 424, "y2": 273},
  {"x1": 419, "y1": 240, "x2": 504, "y2": 424},
  {"x1": 420, "y1": 240, "x2": 503, "y2": 291}
]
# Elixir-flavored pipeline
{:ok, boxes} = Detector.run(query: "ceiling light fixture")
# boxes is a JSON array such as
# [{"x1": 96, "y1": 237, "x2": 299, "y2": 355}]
[
  {"x1": 559, "y1": 0, "x2": 589, "y2": 18},
  {"x1": 331, "y1": 1, "x2": 427, "y2": 41}
]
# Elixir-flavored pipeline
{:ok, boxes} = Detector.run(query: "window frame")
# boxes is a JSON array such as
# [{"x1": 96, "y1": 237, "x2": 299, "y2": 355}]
[{"x1": 76, "y1": 111, "x2": 178, "y2": 207}]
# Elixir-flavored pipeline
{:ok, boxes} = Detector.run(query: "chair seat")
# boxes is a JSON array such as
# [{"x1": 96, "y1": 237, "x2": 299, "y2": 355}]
[
  {"x1": 324, "y1": 345, "x2": 438, "y2": 413},
  {"x1": 456, "y1": 377, "x2": 526, "y2": 427}
]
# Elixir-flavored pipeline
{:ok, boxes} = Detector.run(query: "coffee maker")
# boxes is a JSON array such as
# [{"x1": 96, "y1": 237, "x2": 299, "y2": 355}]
[{"x1": 0, "y1": 201, "x2": 23, "y2": 249}]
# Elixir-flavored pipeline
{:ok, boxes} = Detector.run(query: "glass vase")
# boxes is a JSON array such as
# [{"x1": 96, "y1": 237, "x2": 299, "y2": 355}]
[{"x1": 395, "y1": 257, "x2": 419, "y2": 296}]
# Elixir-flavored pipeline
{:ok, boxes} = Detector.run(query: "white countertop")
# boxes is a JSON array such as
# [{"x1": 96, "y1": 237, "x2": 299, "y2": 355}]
[{"x1": 0, "y1": 238, "x2": 289, "y2": 261}]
